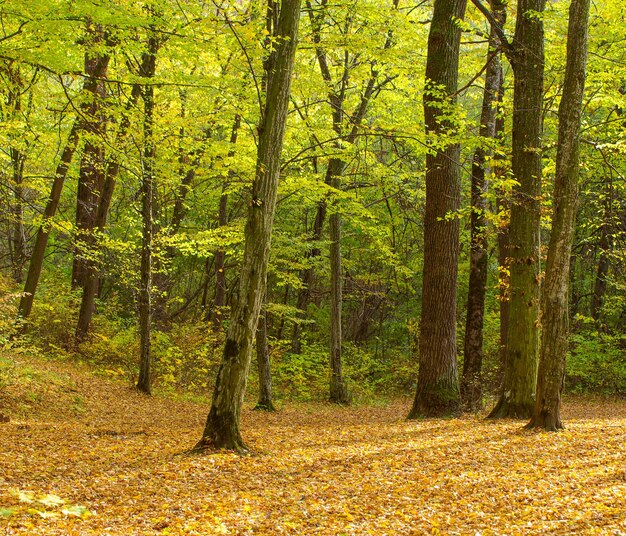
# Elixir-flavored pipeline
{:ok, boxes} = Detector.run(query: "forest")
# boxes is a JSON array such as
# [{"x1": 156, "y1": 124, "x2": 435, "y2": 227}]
[{"x1": 0, "y1": 0, "x2": 625, "y2": 533}]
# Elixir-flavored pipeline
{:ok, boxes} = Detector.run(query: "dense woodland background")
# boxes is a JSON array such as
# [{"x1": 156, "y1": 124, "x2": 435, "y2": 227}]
[{"x1": 0, "y1": 0, "x2": 625, "y2": 410}]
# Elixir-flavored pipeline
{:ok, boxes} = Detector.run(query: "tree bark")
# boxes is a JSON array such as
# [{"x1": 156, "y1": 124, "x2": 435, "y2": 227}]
[
  {"x1": 254, "y1": 307, "x2": 275, "y2": 411},
  {"x1": 408, "y1": 0, "x2": 467, "y2": 419},
  {"x1": 590, "y1": 202, "x2": 611, "y2": 321},
  {"x1": 291, "y1": 200, "x2": 326, "y2": 353},
  {"x1": 527, "y1": 0, "x2": 590, "y2": 431},
  {"x1": 72, "y1": 28, "x2": 109, "y2": 289},
  {"x1": 194, "y1": 0, "x2": 301, "y2": 453},
  {"x1": 489, "y1": 0, "x2": 545, "y2": 419},
  {"x1": 6, "y1": 63, "x2": 27, "y2": 283},
  {"x1": 328, "y1": 159, "x2": 349, "y2": 404},
  {"x1": 461, "y1": 0, "x2": 505, "y2": 412},
  {"x1": 210, "y1": 115, "x2": 240, "y2": 329},
  {"x1": 137, "y1": 33, "x2": 159, "y2": 395},
  {"x1": 74, "y1": 79, "x2": 144, "y2": 342},
  {"x1": 18, "y1": 53, "x2": 110, "y2": 321}
]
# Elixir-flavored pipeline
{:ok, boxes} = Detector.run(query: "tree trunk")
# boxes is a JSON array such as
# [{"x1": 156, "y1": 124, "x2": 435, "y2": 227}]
[
  {"x1": 18, "y1": 53, "x2": 110, "y2": 321},
  {"x1": 194, "y1": 0, "x2": 301, "y2": 453},
  {"x1": 461, "y1": 0, "x2": 506, "y2": 412},
  {"x1": 590, "y1": 207, "x2": 611, "y2": 321},
  {"x1": 254, "y1": 307, "x2": 275, "y2": 411},
  {"x1": 137, "y1": 34, "x2": 159, "y2": 395},
  {"x1": 291, "y1": 191, "x2": 327, "y2": 353},
  {"x1": 328, "y1": 159, "x2": 349, "y2": 404},
  {"x1": 408, "y1": 0, "x2": 467, "y2": 419},
  {"x1": 489, "y1": 0, "x2": 545, "y2": 419},
  {"x1": 527, "y1": 0, "x2": 590, "y2": 431},
  {"x1": 74, "y1": 79, "x2": 144, "y2": 342},
  {"x1": 72, "y1": 28, "x2": 108, "y2": 289},
  {"x1": 494, "y1": 77, "x2": 509, "y2": 378},
  {"x1": 211, "y1": 115, "x2": 240, "y2": 329},
  {"x1": 6, "y1": 63, "x2": 27, "y2": 283}
]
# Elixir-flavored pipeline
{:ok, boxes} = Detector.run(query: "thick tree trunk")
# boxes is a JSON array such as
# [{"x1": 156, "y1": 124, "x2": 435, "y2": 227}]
[
  {"x1": 254, "y1": 308, "x2": 275, "y2": 411},
  {"x1": 408, "y1": 0, "x2": 467, "y2": 419},
  {"x1": 194, "y1": 0, "x2": 301, "y2": 453},
  {"x1": 527, "y1": 0, "x2": 590, "y2": 431},
  {"x1": 18, "y1": 53, "x2": 110, "y2": 321},
  {"x1": 137, "y1": 34, "x2": 159, "y2": 395},
  {"x1": 461, "y1": 0, "x2": 505, "y2": 412},
  {"x1": 489, "y1": 0, "x2": 545, "y2": 419}
]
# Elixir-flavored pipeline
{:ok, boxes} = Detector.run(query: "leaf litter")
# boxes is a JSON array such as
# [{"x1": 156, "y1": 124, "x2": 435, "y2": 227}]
[{"x1": 0, "y1": 354, "x2": 624, "y2": 535}]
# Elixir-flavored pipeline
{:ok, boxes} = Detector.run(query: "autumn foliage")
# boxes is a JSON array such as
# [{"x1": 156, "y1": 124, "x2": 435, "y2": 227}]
[{"x1": 1, "y1": 353, "x2": 624, "y2": 534}]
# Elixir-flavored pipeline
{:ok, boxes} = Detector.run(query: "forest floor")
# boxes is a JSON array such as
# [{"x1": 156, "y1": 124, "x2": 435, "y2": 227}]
[{"x1": 0, "y1": 351, "x2": 625, "y2": 535}]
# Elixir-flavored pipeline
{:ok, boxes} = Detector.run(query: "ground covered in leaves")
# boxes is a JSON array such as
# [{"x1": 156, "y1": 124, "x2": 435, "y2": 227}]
[{"x1": 1, "y1": 352, "x2": 625, "y2": 535}]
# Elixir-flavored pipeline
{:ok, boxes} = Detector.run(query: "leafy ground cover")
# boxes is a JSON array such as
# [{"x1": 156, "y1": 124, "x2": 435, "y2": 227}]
[{"x1": 1, "y1": 352, "x2": 625, "y2": 535}]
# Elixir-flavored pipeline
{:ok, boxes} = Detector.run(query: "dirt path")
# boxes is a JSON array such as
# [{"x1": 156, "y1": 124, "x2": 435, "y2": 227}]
[{"x1": 1, "y1": 354, "x2": 625, "y2": 535}]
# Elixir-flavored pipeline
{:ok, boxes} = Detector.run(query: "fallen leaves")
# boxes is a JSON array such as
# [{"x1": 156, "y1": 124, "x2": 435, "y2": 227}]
[{"x1": 0, "y1": 354, "x2": 625, "y2": 535}]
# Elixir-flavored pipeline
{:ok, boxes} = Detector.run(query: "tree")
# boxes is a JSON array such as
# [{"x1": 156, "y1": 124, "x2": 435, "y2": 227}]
[
  {"x1": 71, "y1": 26, "x2": 109, "y2": 290},
  {"x1": 527, "y1": 0, "x2": 590, "y2": 431},
  {"x1": 137, "y1": 30, "x2": 159, "y2": 395},
  {"x1": 408, "y1": 0, "x2": 467, "y2": 419},
  {"x1": 193, "y1": 0, "x2": 301, "y2": 452},
  {"x1": 254, "y1": 305, "x2": 276, "y2": 411},
  {"x1": 18, "y1": 45, "x2": 111, "y2": 322},
  {"x1": 488, "y1": 0, "x2": 546, "y2": 419},
  {"x1": 461, "y1": 0, "x2": 506, "y2": 412},
  {"x1": 301, "y1": 0, "x2": 399, "y2": 404}
]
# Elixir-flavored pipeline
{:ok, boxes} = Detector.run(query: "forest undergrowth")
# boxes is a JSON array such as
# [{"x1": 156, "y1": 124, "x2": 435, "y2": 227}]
[{"x1": 0, "y1": 351, "x2": 625, "y2": 535}]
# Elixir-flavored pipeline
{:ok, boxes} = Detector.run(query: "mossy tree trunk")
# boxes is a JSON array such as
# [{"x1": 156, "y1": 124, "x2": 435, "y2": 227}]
[
  {"x1": 408, "y1": 0, "x2": 467, "y2": 419},
  {"x1": 527, "y1": 0, "x2": 590, "y2": 431},
  {"x1": 489, "y1": 0, "x2": 545, "y2": 419},
  {"x1": 194, "y1": 0, "x2": 301, "y2": 453}
]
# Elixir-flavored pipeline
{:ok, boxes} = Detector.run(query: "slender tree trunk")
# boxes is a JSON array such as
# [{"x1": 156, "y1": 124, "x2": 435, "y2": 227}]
[
  {"x1": 137, "y1": 34, "x2": 159, "y2": 395},
  {"x1": 6, "y1": 63, "x2": 27, "y2": 283},
  {"x1": 408, "y1": 0, "x2": 467, "y2": 419},
  {"x1": 328, "y1": 159, "x2": 349, "y2": 404},
  {"x1": 489, "y1": 0, "x2": 545, "y2": 419},
  {"x1": 291, "y1": 193, "x2": 327, "y2": 353},
  {"x1": 590, "y1": 205, "x2": 611, "y2": 321},
  {"x1": 10, "y1": 145, "x2": 26, "y2": 284},
  {"x1": 72, "y1": 28, "x2": 108, "y2": 289},
  {"x1": 194, "y1": 0, "x2": 301, "y2": 453},
  {"x1": 461, "y1": 0, "x2": 505, "y2": 412},
  {"x1": 75, "y1": 81, "x2": 144, "y2": 341},
  {"x1": 254, "y1": 307, "x2": 275, "y2": 411},
  {"x1": 18, "y1": 53, "x2": 110, "y2": 321},
  {"x1": 211, "y1": 115, "x2": 240, "y2": 329},
  {"x1": 302, "y1": 0, "x2": 395, "y2": 400},
  {"x1": 527, "y1": 0, "x2": 590, "y2": 431}
]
